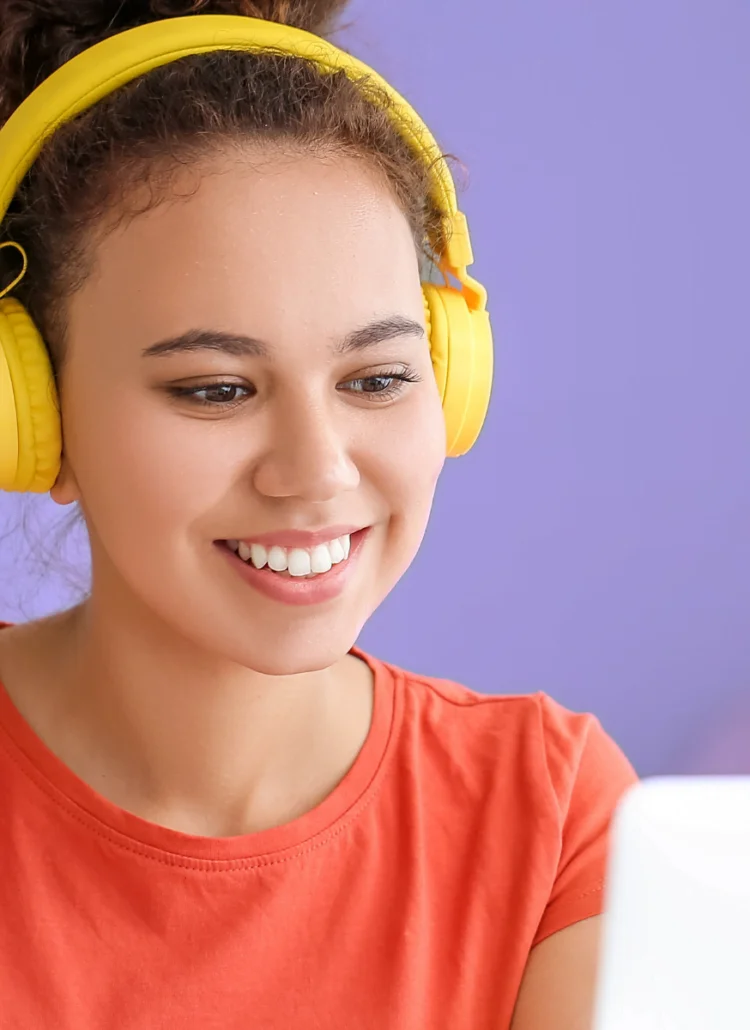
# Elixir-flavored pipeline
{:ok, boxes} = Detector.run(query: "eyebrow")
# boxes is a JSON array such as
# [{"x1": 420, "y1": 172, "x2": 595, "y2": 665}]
[{"x1": 141, "y1": 315, "x2": 425, "y2": 360}]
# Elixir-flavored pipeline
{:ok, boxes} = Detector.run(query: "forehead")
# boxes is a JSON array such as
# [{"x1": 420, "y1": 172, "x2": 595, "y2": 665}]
[{"x1": 73, "y1": 152, "x2": 423, "y2": 351}]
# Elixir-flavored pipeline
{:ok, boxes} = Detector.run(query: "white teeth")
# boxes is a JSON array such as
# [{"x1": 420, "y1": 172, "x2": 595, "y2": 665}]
[
  {"x1": 250, "y1": 543, "x2": 268, "y2": 569},
  {"x1": 328, "y1": 537, "x2": 345, "y2": 564},
  {"x1": 230, "y1": 532, "x2": 356, "y2": 577},
  {"x1": 267, "y1": 545, "x2": 288, "y2": 572},
  {"x1": 310, "y1": 544, "x2": 333, "y2": 574},
  {"x1": 287, "y1": 548, "x2": 312, "y2": 577}
]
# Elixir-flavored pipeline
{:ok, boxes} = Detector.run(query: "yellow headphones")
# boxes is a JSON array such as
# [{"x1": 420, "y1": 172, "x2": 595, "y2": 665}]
[{"x1": 0, "y1": 14, "x2": 494, "y2": 493}]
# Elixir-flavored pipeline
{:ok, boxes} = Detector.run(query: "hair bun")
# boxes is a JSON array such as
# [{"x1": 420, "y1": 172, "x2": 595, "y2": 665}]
[{"x1": 0, "y1": 0, "x2": 350, "y2": 125}]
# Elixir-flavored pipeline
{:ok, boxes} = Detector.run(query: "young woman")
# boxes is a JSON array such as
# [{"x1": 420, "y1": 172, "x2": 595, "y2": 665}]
[{"x1": 0, "y1": 2, "x2": 636, "y2": 1027}]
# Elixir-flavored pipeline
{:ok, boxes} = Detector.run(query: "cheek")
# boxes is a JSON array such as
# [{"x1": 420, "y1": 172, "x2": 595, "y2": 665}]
[
  {"x1": 61, "y1": 379, "x2": 235, "y2": 537},
  {"x1": 372, "y1": 387, "x2": 446, "y2": 549},
  {"x1": 396, "y1": 380, "x2": 447, "y2": 485}
]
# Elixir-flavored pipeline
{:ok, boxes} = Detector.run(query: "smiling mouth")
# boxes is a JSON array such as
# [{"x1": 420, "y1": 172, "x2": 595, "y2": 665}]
[{"x1": 219, "y1": 531, "x2": 357, "y2": 580}]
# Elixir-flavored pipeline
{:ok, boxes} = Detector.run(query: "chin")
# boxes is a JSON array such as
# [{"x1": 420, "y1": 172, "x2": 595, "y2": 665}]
[
  {"x1": 233, "y1": 630, "x2": 361, "y2": 676},
  {"x1": 190, "y1": 614, "x2": 366, "y2": 678}
]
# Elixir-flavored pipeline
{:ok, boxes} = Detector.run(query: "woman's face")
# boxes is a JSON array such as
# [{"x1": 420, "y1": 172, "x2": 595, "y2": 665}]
[{"x1": 52, "y1": 151, "x2": 446, "y2": 674}]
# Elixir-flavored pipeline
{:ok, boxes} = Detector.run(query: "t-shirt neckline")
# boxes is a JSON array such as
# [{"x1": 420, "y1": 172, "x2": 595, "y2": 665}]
[{"x1": 0, "y1": 632, "x2": 399, "y2": 869}]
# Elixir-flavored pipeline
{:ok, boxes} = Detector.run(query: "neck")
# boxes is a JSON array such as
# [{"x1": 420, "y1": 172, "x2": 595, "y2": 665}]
[{"x1": 28, "y1": 595, "x2": 374, "y2": 838}]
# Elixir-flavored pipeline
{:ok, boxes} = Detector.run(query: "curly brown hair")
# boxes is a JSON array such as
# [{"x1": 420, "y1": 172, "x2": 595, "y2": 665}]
[{"x1": 0, "y1": 0, "x2": 447, "y2": 364}]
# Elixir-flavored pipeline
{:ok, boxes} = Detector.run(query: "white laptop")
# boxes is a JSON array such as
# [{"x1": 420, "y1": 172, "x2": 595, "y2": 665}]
[{"x1": 593, "y1": 776, "x2": 750, "y2": 1030}]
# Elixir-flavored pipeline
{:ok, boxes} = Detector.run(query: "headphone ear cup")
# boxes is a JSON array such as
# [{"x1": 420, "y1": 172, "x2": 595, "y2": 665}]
[
  {"x1": 0, "y1": 298, "x2": 61, "y2": 493},
  {"x1": 422, "y1": 283, "x2": 494, "y2": 458}
]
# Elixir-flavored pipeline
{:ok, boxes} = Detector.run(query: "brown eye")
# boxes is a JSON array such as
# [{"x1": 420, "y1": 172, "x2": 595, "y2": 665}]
[
  {"x1": 353, "y1": 376, "x2": 399, "y2": 394},
  {"x1": 195, "y1": 384, "x2": 245, "y2": 405},
  {"x1": 339, "y1": 367, "x2": 422, "y2": 401},
  {"x1": 168, "y1": 382, "x2": 254, "y2": 407}
]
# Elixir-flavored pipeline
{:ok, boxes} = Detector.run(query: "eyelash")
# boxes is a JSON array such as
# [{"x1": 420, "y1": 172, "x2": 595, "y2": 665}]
[{"x1": 168, "y1": 368, "x2": 423, "y2": 409}]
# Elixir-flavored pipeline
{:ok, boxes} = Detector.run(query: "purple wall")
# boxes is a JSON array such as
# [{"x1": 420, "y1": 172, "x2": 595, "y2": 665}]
[{"x1": 1, "y1": 0, "x2": 749, "y2": 776}]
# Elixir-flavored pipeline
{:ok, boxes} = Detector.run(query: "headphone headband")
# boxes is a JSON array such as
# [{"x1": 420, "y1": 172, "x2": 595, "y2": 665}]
[{"x1": 0, "y1": 14, "x2": 485, "y2": 290}]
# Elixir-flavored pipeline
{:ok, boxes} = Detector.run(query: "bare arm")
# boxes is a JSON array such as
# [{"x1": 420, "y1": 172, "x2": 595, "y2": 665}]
[{"x1": 510, "y1": 917, "x2": 603, "y2": 1030}]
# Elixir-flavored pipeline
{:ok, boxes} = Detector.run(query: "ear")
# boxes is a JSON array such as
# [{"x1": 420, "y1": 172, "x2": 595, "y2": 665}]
[{"x1": 49, "y1": 452, "x2": 80, "y2": 507}]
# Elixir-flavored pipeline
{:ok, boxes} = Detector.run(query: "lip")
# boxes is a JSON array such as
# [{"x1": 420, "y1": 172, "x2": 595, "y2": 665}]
[
  {"x1": 217, "y1": 527, "x2": 371, "y2": 607},
  {"x1": 232, "y1": 524, "x2": 366, "y2": 549}
]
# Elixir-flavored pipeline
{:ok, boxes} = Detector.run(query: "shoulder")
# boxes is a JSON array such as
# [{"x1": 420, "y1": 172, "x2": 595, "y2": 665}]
[
  {"x1": 388, "y1": 654, "x2": 619, "y2": 766},
  {"x1": 375, "y1": 653, "x2": 637, "y2": 830}
]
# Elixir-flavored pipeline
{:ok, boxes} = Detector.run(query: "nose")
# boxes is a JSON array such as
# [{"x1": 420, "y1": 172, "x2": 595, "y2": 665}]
[{"x1": 252, "y1": 393, "x2": 360, "y2": 503}]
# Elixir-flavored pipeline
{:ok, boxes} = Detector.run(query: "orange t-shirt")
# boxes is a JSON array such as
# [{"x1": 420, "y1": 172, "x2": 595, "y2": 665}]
[{"x1": 0, "y1": 644, "x2": 637, "y2": 1029}]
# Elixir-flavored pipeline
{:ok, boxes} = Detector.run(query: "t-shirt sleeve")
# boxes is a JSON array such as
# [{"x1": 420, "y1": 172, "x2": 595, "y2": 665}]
[{"x1": 531, "y1": 694, "x2": 639, "y2": 948}]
